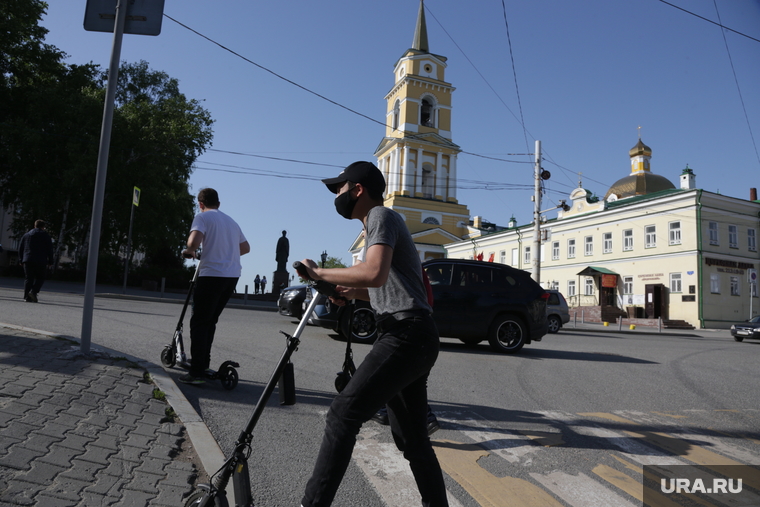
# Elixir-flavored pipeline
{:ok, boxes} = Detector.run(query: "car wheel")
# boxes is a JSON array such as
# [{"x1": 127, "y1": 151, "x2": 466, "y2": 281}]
[
  {"x1": 340, "y1": 306, "x2": 377, "y2": 344},
  {"x1": 488, "y1": 314, "x2": 526, "y2": 353},
  {"x1": 733, "y1": 335, "x2": 744, "y2": 342},
  {"x1": 547, "y1": 315, "x2": 561, "y2": 334}
]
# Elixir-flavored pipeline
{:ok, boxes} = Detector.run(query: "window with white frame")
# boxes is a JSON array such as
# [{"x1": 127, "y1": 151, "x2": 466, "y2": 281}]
[
  {"x1": 552, "y1": 241, "x2": 560, "y2": 260},
  {"x1": 568, "y1": 239, "x2": 576, "y2": 258},
  {"x1": 584, "y1": 236, "x2": 593, "y2": 256},
  {"x1": 669, "y1": 221, "x2": 681, "y2": 245},
  {"x1": 669, "y1": 273, "x2": 682, "y2": 293},
  {"x1": 623, "y1": 276, "x2": 633, "y2": 294},
  {"x1": 567, "y1": 280, "x2": 576, "y2": 297},
  {"x1": 603, "y1": 232, "x2": 612, "y2": 253},
  {"x1": 645, "y1": 225, "x2": 656, "y2": 248},
  {"x1": 710, "y1": 274, "x2": 720, "y2": 293},
  {"x1": 499, "y1": 250, "x2": 506, "y2": 264},
  {"x1": 511, "y1": 248, "x2": 518, "y2": 266},
  {"x1": 623, "y1": 229, "x2": 633, "y2": 251},
  {"x1": 730, "y1": 276, "x2": 740, "y2": 296},
  {"x1": 709, "y1": 221, "x2": 719, "y2": 245},
  {"x1": 584, "y1": 278, "x2": 594, "y2": 296},
  {"x1": 729, "y1": 225, "x2": 738, "y2": 248},
  {"x1": 748, "y1": 229, "x2": 757, "y2": 252},
  {"x1": 524, "y1": 246, "x2": 531, "y2": 265}
]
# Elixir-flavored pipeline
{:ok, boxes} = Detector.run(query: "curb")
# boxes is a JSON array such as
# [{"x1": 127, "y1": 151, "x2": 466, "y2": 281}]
[
  {"x1": 0, "y1": 321, "x2": 232, "y2": 504},
  {"x1": 96, "y1": 292, "x2": 277, "y2": 312},
  {"x1": 559, "y1": 325, "x2": 702, "y2": 338}
]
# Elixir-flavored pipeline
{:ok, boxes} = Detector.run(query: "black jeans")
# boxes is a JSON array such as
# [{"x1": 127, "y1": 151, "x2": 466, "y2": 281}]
[
  {"x1": 189, "y1": 276, "x2": 238, "y2": 377},
  {"x1": 23, "y1": 262, "x2": 47, "y2": 297},
  {"x1": 302, "y1": 314, "x2": 449, "y2": 507}
]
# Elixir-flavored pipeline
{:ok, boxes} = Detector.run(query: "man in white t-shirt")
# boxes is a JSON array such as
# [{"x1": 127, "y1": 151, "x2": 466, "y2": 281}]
[{"x1": 180, "y1": 188, "x2": 250, "y2": 384}]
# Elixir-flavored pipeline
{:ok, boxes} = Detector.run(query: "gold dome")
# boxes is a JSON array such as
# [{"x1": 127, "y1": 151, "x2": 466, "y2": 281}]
[
  {"x1": 604, "y1": 172, "x2": 675, "y2": 200},
  {"x1": 629, "y1": 139, "x2": 652, "y2": 157}
]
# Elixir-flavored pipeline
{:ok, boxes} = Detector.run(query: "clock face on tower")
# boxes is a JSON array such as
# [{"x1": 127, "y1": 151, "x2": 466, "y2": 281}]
[{"x1": 420, "y1": 60, "x2": 436, "y2": 78}]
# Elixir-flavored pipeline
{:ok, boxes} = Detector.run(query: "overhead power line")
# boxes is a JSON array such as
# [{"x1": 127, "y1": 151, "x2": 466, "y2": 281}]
[{"x1": 658, "y1": 0, "x2": 760, "y2": 44}]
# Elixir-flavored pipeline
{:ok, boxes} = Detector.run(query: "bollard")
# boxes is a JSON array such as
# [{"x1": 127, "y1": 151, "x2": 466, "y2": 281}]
[
  {"x1": 573, "y1": 312, "x2": 577, "y2": 328},
  {"x1": 581, "y1": 309, "x2": 585, "y2": 324},
  {"x1": 603, "y1": 321, "x2": 609, "y2": 327},
  {"x1": 618, "y1": 318, "x2": 623, "y2": 331},
  {"x1": 658, "y1": 317, "x2": 662, "y2": 333},
  {"x1": 160, "y1": 277, "x2": 165, "y2": 298},
  {"x1": 244, "y1": 284, "x2": 248, "y2": 305},
  {"x1": 630, "y1": 324, "x2": 636, "y2": 330}
]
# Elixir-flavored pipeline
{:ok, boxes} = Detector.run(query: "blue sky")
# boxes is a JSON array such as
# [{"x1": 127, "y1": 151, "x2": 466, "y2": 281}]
[{"x1": 41, "y1": 1, "x2": 760, "y2": 291}]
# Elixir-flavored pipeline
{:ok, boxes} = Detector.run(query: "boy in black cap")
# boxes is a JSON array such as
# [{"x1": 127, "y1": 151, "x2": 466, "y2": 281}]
[{"x1": 298, "y1": 161, "x2": 448, "y2": 507}]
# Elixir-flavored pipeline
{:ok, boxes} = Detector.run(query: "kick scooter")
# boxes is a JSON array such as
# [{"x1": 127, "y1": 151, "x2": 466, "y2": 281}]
[
  {"x1": 160, "y1": 254, "x2": 240, "y2": 390},
  {"x1": 183, "y1": 261, "x2": 338, "y2": 507}
]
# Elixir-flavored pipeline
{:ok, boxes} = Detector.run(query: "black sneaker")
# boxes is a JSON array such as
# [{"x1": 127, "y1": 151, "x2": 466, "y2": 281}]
[
  {"x1": 427, "y1": 410, "x2": 440, "y2": 436},
  {"x1": 29, "y1": 293, "x2": 38, "y2": 303},
  {"x1": 178, "y1": 373, "x2": 205, "y2": 385},
  {"x1": 371, "y1": 407, "x2": 389, "y2": 425}
]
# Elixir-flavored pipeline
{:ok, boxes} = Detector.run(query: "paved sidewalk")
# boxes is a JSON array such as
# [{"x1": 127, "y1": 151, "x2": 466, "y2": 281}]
[{"x1": 0, "y1": 326, "x2": 199, "y2": 506}]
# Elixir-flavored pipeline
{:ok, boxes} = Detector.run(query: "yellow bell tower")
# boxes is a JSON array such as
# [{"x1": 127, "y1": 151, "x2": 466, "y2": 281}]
[{"x1": 373, "y1": 0, "x2": 471, "y2": 260}]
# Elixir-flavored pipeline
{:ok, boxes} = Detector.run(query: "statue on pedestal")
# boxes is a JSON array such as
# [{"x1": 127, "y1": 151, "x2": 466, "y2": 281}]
[{"x1": 276, "y1": 230, "x2": 289, "y2": 273}]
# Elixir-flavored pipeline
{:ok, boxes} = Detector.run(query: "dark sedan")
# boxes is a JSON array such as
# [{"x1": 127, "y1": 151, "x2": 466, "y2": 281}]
[
  {"x1": 302, "y1": 288, "x2": 377, "y2": 344},
  {"x1": 277, "y1": 285, "x2": 308, "y2": 319},
  {"x1": 730, "y1": 316, "x2": 760, "y2": 341}
]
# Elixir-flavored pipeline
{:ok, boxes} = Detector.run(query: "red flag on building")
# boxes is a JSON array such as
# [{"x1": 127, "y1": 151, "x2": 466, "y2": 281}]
[
  {"x1": 488, "y1": 253, "x2": 495, "y2": 262},
  {"x1": 476, "y1": 252, "x2": 483, "y2": 261}
]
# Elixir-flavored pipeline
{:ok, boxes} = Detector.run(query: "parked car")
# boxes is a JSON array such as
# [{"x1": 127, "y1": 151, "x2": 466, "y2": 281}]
[
  {"x1": 277, "y1": 285, "x2": 308, "y2": 319},
  {"x1": 546, "y1": 290, "x2": 570, "y2": 333},
  {"x1": 302, "y1": 288, "x2": 377, "y2": 344},
  {"x1": 730, "y1": 316, "x2": 760, "y2": 341},
  {"x1": 422, "y1": 258, "x2": 549, "y2": 353}
]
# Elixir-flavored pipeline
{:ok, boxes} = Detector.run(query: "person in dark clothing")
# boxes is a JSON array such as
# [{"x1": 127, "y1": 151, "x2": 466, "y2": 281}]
[
  {"x1": 18, "y1": 220, "x2": 54, "y2": 303},
  {"x1": 298, "y1": 161, "x2": 448, "y2": 507}
]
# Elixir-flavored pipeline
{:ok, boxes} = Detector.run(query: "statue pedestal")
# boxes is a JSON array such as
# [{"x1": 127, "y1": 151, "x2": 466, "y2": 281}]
[{"x1": 272, "y1": 271, "x2": 290, "y2": 294}]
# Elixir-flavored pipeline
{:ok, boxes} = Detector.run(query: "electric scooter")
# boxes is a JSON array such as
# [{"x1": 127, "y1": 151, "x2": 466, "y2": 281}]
[
  {"x1": 183, "y1": 261, "x2": 338, "y2": 507},
  {"x1": 160, "y1": 254, "x2": 240, "y2": 390}
]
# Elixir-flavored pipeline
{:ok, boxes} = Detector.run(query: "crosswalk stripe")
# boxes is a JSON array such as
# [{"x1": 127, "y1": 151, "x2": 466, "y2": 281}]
[
  {"x1": 433, "y1": 439, "x2": 564, "y2": 507},
  {"x1": 530, "y1": 470, "x2": 638, "y2": 507},
  {"x1": 354, "y1": 426, "x2": 464, "y2": 507},
  {"x1": 592, "y1": 463, "x2": 685, "y2": 507}
]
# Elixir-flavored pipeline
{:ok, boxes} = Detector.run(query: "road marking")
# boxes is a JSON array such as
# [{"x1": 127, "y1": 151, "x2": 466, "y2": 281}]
[
  {"x1": 354, "y1": 426, "x2": 464, "y2": 507},
  {"x1": 592, "y1": 463, "x2": 685, "y2": 507},
  {"x1": 433, "y1": 439, "x2": 564, "y2": 507},
  {"x1": 530, "y1": 470, "x2": 638, "y2": 507}
]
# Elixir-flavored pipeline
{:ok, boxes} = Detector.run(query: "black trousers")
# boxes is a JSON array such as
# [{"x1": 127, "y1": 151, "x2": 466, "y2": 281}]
[
  {"x1": 23, "y1": 262, "x2": 47, "y2": 297},
  {"x1": 189, "y1": 276, "x2": 238, "y2": 377}
]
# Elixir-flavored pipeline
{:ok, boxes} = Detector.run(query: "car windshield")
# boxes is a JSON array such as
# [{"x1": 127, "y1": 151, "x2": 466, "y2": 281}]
[{"x1": 750, "y1": 316, "x2": 760, "y2": 324}]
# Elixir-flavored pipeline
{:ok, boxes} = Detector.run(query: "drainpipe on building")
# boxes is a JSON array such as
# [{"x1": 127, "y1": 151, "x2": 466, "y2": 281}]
[{"x1": 696, "y1": 190, "x2": 705, "y2": 328}]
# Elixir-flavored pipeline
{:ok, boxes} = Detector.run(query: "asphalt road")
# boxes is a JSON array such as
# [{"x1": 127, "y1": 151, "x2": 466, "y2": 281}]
[{"x1": 1, "y1": 279, "x2": 759, "y2": 506}]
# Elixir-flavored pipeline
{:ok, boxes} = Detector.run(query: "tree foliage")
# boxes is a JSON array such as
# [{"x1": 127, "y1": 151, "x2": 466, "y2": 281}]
[{"x1": 0, "y1": 1, "x2": 214, "y2": 278}]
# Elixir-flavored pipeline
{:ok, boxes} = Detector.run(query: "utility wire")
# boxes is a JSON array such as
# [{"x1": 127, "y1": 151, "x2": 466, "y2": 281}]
[
  {"x1": 711, "y1": 0, "x2": 760, "y2": 168},
  {"x1": 658, "y1": 0, "x2": 760, "y2": 44}
]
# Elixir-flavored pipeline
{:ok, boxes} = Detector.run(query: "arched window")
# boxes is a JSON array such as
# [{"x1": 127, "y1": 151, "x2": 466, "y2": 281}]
[
  {"x1": 421, "y1": 165, "x2": 434, "y2": 198},
  {"x1": 392, "y1": 100, "x2": 400, "y2": 130},
  {"x1": 422, "y1": 217, "x2": 440, "y2": 225},
  {"x1": 421, "y1": 98, "x2": 435, "y2": 127}
]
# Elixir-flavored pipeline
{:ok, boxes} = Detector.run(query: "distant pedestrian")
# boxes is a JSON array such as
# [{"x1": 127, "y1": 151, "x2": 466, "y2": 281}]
[
  {"x1": 260, "y1": 276, "x2": 267, "y2": 294},
  {"x1": 254, "y1": 274, "x2": 260, "y2": 294},
  {"x1": 18, "y1": 220, "x2": 54, "y2": 303},
  {"x1": 179, "y1": 188, "x2": 250, "y2": 385}
]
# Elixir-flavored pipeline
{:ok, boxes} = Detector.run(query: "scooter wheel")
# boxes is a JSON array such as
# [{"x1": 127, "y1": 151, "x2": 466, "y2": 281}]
[
  {"x1": 184, "y1": 489, "x2": 229, "y2": 507},
  {"x1": 160, "y1": 346, "x2": 176, "y2": 368},
  {"x1": 219, "y1": 365, "x2": 238, "y2": 390}
]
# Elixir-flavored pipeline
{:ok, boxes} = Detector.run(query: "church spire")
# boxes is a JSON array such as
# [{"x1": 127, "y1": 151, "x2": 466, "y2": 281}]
[{"x1": 412, "y1": 0, "x2": 429, "y2": 52}]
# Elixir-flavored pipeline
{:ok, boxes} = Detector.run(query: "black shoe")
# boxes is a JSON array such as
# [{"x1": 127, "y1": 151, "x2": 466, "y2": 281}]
[
  {"x1": 427, "y1": 410, "x2": 440, "y2": 436},
  {"x1": 371, "y1": 407, "x2": 389, "y2": 425},
  {"x1": 178, "y1": 373, "x2": 205, "y2": 385},
  {"x1": 24, "y1": 296, "x2": 35, "y2": 303},
  {"x1": 29, "y1": 293, "x2": 38, "y2": 303}
]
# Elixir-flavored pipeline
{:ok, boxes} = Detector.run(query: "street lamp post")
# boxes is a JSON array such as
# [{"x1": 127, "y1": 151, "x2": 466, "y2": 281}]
[{"x1": 321, "y1": 251, "x2": 328, "y2": 268}]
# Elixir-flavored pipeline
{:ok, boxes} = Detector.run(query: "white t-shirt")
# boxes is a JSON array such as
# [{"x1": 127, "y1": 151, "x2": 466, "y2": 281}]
[{"x1": 190, "y1": 209, "x2": 246, "y2": 277}]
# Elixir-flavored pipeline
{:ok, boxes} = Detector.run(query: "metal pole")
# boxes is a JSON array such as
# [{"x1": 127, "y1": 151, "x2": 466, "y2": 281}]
[
  {"x1": 81, "y1": 0, "x2": 128, "y2": 354},
  {"x1": 532, "y1": 140, "x2": 542, "y2": 285},
  {"x1": 122, "y1": 201, "x2": 135, "y2": 294}
]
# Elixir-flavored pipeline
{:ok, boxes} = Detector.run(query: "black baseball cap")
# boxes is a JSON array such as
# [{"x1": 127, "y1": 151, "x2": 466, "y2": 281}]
[{"x1": 322, "y1": 161, "x2": 386, "y2": 195}]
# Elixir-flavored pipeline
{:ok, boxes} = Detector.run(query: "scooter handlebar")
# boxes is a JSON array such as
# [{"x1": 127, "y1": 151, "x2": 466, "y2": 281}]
[{"x1": 292, "y1": 261, "x2": 343, "y2": 300}]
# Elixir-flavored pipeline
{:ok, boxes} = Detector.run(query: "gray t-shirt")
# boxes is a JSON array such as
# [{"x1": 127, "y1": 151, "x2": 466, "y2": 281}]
[{"x1": 365, "y1": 206, "x2": 432, "y2": 316}]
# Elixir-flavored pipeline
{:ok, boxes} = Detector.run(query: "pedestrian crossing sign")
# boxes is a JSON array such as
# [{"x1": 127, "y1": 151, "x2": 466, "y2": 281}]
[{"x1": 133, "y1": 187, "x2": 141, "y2": 207}]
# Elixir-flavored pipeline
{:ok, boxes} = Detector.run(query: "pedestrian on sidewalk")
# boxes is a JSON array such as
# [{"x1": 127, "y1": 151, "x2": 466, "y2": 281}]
[
  {"x1": 260, "y1": 275, "x2": 267, "y2": 294},
  {"x1": 18, "y1": 219, "x2": 54, "y2": 303},
  {"x1": 254, "y1": 274, "x2": 260, "y2": 294},
  {"x1": 298, "y1": 161, "x2": 448, "y2": 507},
  {"x1": 180, "y1": 188, "x2": 250, "y2": 385}
]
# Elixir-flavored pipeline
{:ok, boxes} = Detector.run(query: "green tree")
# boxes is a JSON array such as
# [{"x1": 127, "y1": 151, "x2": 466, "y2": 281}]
[{"x1": 0, "y1": 1, "x2": 214, "y2": 279}]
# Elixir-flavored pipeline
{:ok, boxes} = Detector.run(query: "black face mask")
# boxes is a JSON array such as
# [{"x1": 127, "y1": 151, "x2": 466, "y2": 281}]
[{"x1": 334, "y1": 189, "x2": 357, "y2": 220}]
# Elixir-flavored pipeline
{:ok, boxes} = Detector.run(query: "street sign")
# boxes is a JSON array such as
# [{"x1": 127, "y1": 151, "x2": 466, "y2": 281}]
[
  {"x1": 84, "y1": 0, "x2": 165, "y2": 36},
  {"x1": 132, "y1": 186, "x2": 141, "y2": 207},
  {"x1": 749, "y1": 268, "x2": 757, "y2": 283}
]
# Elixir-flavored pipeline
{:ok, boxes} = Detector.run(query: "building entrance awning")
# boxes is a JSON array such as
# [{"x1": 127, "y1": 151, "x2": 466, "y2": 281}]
[{"x1": 576, "y1": 266, "x2": 619, "y2": 276}]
